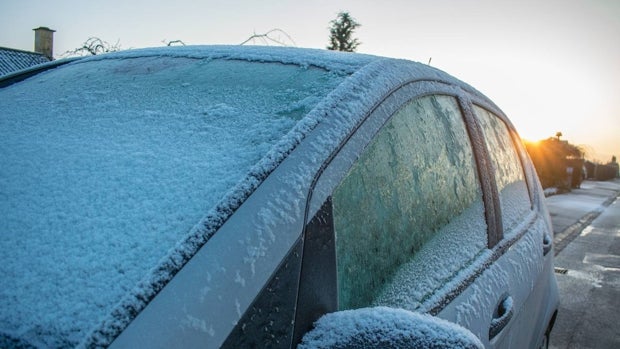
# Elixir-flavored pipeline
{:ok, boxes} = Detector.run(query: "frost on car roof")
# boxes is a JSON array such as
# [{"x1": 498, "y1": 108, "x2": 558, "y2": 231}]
[{"x1": 0, "y1": 46, "x2": 377, "y2": 347}]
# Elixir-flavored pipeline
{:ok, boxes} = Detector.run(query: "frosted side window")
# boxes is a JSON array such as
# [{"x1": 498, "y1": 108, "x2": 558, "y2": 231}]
[
  {"x1": 332, "y1": 95, "x2": 487, "y2": 310},
  {"x1": 474, "y1": 106, "x2": 532, "y2": 235}
]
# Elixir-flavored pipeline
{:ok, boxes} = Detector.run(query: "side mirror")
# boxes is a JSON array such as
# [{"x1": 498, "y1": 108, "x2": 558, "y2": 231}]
[{"x1": 299, "y1": 306, "x2": 483, "y2": 349}]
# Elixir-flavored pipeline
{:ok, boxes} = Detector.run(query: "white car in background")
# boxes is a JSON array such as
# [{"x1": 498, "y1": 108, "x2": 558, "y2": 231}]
[{"x1": 0, "y1": 46, "x2": 558, "y2": 348}]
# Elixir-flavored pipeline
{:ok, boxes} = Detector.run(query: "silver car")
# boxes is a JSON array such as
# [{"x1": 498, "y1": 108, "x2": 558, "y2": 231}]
[{"x1": 0, "y1": 46, "x2": 558, "y2": 348}]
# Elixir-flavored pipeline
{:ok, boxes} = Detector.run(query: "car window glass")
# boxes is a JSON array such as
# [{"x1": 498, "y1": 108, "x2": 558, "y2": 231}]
[
  {"x1": 332, "y1": 95, "x2": 487, "y2": 311},
  {"x1": 474, "y1": 106, "x2": 532, "y2": 235}
]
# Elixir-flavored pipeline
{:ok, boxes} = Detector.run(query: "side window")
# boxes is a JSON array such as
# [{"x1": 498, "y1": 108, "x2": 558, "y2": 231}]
[
  {"x1": 332, "y1": 95, "x2": 487, "y2": 311},
  {"x1": 473, "y1": 106, "x2": 532, "y2": 235}
]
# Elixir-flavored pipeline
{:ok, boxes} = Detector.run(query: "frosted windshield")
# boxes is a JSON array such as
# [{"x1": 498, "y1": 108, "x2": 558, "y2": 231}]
[{"x1": 0, "y1": 56, "x2": 345, "y2": 347}]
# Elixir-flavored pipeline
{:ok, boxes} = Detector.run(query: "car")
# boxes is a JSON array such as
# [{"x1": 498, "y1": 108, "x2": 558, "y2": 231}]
[{"x1": 0, "y1": 46, "x2": 559, "y2": 348}]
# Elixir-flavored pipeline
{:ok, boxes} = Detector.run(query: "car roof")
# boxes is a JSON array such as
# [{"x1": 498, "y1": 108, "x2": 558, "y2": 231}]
[{"x1": 0, "y1": 45, "x2": 501, "y2": 347}]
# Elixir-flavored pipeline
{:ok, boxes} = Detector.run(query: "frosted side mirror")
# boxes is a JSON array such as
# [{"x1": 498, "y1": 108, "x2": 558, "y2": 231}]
[{"x1": 299, "y1": 306, "x2": 483, "y2": 349}]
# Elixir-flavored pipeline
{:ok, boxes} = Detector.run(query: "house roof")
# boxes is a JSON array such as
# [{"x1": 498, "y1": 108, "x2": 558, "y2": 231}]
[{"x1": 0, "y1": 46, "x2": 51, "y2": 76}]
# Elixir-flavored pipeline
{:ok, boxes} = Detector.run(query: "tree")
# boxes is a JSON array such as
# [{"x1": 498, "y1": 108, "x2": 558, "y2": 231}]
[
  {"x1": 525, "y1": 135, "x2": 585, "y2": 189},
  {"x1": 162, "y1": 39, "x2": 186, "y2": 46},
  {"x1": 63, "y1": 37, "x2": 121, "y2": 57},
  {"x1": 327, "y1": 11, "x2": 361, "y2": 52},
  {"x1": 240, "y1": 29, "x2": 296, "y2": 46}
]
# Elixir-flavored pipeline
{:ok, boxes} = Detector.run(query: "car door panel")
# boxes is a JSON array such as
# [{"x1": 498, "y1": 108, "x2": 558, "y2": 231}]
[
  {"x1": 453, "y1": 102, "x2": 556, "y2": 348},
  {"x1": 437, "y1": 213, "x2": 546, "y2": 345}
]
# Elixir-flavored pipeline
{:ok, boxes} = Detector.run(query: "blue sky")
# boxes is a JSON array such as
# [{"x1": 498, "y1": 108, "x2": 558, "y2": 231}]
[{"x1": 1, "y1": 0, "x2": 618, "y2": 161}]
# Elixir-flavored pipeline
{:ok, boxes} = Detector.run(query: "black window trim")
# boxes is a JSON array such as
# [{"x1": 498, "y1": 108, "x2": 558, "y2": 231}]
[{"x1": 292, "y1": 198, "x2": 338, "y2": 346}]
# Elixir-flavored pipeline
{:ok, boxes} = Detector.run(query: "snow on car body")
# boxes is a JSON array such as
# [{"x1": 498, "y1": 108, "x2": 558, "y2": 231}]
[{"x1": 0, "y1": 46, "x2": 558, "y2": 348}]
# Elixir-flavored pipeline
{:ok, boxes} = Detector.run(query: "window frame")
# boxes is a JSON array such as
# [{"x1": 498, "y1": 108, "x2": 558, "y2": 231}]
[
  {"x1": 468, "y1": 101, "x2": 539, "y2": 246},
  {"x1": 304, "y1": 83, "x2": 497, "y2": 242},
  {"x1": 294, "y1": 81, "x2": 501, "y2": 329},
  {"x1": 330, "y1": 94, "x2": 490, "y2": 311}
]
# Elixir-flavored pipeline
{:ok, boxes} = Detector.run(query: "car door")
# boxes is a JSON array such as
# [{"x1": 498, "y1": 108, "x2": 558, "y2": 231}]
[
  {"x1": 437, "y1": 98, "x2": 556, "y2": 348},
  {"x1": 472, "y1": 103, "x2": 555, "y2": 347},
  {"x1": 293, "y1": 81, "x2": 502, "y2": 346}
]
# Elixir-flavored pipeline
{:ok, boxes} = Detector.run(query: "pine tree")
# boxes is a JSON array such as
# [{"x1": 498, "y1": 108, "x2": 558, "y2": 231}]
[{"x1": 327, "y1": 12, "x2": 361, "y2": 52}]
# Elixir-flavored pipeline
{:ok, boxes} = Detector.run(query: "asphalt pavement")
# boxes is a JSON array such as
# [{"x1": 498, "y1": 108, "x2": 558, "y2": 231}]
[{"x1": 546, "y1": 179, "x2": 620, "y2": 349}]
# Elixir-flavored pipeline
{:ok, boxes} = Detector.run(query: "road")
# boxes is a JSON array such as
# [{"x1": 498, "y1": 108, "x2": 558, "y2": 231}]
[{"x1": 546, "y1": 179, "x2": 620, "y2": 349}]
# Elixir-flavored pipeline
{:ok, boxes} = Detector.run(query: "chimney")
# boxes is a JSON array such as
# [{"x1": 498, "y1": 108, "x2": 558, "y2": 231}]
[{"x1": 33, "y1": 26, "x2": 55, "y2": 60}]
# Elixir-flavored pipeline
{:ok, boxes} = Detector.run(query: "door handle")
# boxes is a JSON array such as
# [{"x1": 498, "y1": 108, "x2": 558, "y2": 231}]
[
  {"x1": 543, "y1": 233, "x2": 553, "y2": 256},
  {"x1": 489, "y1": 295, "x2": 514, "y2": 340}
]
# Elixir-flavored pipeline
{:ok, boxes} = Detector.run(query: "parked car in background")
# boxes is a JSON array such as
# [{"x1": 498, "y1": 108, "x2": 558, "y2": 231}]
[{"x1": 0, "y1": 46, "x2": 558, "y2": 348}]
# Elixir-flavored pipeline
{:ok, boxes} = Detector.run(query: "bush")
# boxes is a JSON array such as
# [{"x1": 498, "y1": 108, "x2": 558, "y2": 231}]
[{"x1": 525, "y1": 138, "x2": 583, "y2": 189}]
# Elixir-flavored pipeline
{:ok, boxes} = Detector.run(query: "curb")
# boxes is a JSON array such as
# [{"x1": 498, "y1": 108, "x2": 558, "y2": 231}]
[{"x1": 553, "y1": 194, "x2": 619, "y2": 256}]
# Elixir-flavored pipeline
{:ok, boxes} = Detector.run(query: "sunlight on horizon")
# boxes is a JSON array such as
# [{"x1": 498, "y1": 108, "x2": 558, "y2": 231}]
[{"x1": 0, "y1": 0, "x2": 617, "y2": 162}]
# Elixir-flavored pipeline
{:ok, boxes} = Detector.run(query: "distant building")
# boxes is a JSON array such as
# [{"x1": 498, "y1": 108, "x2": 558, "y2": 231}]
[{"x1": 0, "y1": 27, "x2": 55, "y2": 76}]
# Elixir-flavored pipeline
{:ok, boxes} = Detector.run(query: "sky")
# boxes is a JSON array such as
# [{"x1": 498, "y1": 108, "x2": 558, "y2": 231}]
[{"x1": 1, "y1": 0, "x2": 618, "y2": 162}]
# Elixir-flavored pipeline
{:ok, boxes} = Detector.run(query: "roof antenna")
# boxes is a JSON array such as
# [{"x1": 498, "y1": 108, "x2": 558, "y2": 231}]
[{"x1": 427, "y1": 57, "x2": 432, "y2": 65}]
